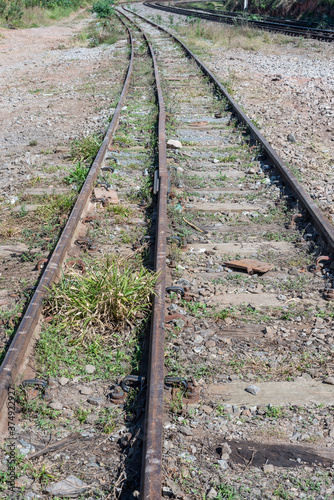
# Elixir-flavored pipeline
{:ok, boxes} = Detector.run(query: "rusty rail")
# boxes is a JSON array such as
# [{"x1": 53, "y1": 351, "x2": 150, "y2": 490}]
[
  {"x1": 0, "y1": 20, "x2": 134, "y2": 425},
  {"x1": 141, "y1": 36, "x2": 168, "y2": 500},
  {"x1": 123, "y1": 6, "x2": 334, "y2": 254},
  {"x1": 144, "y1": 1, "x2": 334, "y2": 42},
  {"x1": 117, "y1": 10, "x2": 168, "y2": 499}
]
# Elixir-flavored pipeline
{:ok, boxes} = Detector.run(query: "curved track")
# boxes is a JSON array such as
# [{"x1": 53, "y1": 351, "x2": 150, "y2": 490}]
[
  {"x1": 122, "y1": 6, "x2": 334, "y2": 499},
  {"x1": 144, "y1": 1, "x2": 334, "y2": 42},
  {"x1": 1, "y1": 5, "x2": 334, "y2": 499}
]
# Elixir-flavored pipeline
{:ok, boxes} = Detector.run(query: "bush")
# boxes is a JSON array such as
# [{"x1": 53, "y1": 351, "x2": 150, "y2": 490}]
[
  {"x1": 1, "y1": 0, "x2": 24, "y2": 25},
  {"x1": 92, "y1": 0, "x2": 114, "y2": 18},
  {"x1": 0, "y1": 0, "x2": 83, "y2": 26}
]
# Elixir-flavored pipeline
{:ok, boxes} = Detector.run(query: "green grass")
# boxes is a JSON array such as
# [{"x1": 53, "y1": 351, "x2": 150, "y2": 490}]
[
  {"x1": 0, "y1": 0, "x2": 85, "y2": 28},
  {"x1": 36, "y1": 325, "x2": 130, "y2": 380},
  {"x1": 43, "y1": 257, "x2": 158, "y2": 341},
  {"x1": 109, "y1": 204, "x2": 133, "y2": 220},
  {"x1": 92, "y1": 0, "x2": 114, "y2": 18},
  {"x1": 63, "y1": 162, "x2": 89, "y2": 189},
  {"x1": 70, "y1": 134, "x2": 102, "y2": 163},
  {"x1": 36, "y1": 192, "x2": 76, "y2": 221}
]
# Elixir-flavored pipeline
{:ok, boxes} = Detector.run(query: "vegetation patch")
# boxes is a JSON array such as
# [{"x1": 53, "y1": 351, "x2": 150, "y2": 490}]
[
  {"x1": 0, "y1": 0, "x2": 86, "y2": 28},
  {"x1": 43, "y1": 257, "x2": 158, "y2": 341},
  {"x1": 70, "y1": 134, "x2": 102, "y2": 163},
  {"x1": 63, "y1": 161, "x2": 89, "y2": 190},
  {"x1": 92, "y1": 0, "x2": 114, "y2": 19}
]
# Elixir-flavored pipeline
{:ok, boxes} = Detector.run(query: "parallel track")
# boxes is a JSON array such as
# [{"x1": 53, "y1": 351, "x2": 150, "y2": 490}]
[
  {"x1": 122, "y1": 6, "x2": 334, "y2": 498},
  {"x1": 1, "y1": 5, "x2": 334, "y2": 499},
  {"x1": 144, "y1": 1, "x2": 334, "y2": 42}
]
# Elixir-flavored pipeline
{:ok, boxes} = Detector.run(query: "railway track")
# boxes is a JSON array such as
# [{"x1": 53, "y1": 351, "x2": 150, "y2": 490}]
[
  {"x1": 1, "y1": 5, "x2": 334, "y2": 500},
  {"x1": 144, "y1": 1, "x2": 334, "y2": 42},
  {"x1": 177, "y1": 1, "x2": 334, "y2": 30}
]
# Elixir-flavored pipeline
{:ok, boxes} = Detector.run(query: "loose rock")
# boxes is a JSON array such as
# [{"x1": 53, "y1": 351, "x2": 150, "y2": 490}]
[{"x1": 245, "y1": 385, "x2": 260, "y2": 395}]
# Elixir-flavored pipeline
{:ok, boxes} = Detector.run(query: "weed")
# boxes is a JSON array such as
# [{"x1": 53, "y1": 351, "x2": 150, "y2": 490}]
[
  {"x1": 217, "y1": 171, "x2": 227, "y2": 182},
  {"x1": 273, "y1": 486, "x2": 292, "y2": 499},
  {"x1": 28, "y1": 140, "x2": 38, "y2": 146},
  {"x1": 36, "y1": 192, "x2": 76, "y2": 221},
  {"x1": 264, "y1": 405, "x2": 285, "y2": 419},
  {"x1": 170, "y1": 387, "x2": 184, "y2": 414},
  {"x1": 17, "y1": 205, "x2": 28, "y2": 218},
  {"x1": 181, "y1": 300, "x2": 208, "y2": 318},
  {"x1": 96, "y1": 407, "x2": 119, "y2": 433},
  {"x1": 214, "y1": 308, "x2": 230, "y2": 320},
  {"x1": 109, "y1": 204, "x2": 133, "y2": 220},
  {"x1": 70, "y1": 134, "x2": 102, "y2": 163},
  {"x1": 75, "y1": 406, "x2": 90, "y2": 423},
  {"x1": 124, "y1": 386, "x2": 140, "y2": 416},
  {"x1": 43, "y1": 257, "x2": 158, "y2": 340},
  {"x1": 219, "y1": 153, "x2": 238, "y2": 163},
  {"x1": 63, "y1": 161, "x2": 88, "y2": 189},
  {"x1": 36, "y1": 325, "x2": 129, "y2": 379},
  {"x1": 216, "y1": 404, "x2": 227, "y2": 416},
  {"x1": 15, "y1": 386, "x2": 61, "y2": 427},
  {"x1": 29, "y1": 175, "x2": 42, "y2": 186},
  {"x1": 112, "y1": 133, "x2": 135, "y2": 148},
  {"x1": 211, "y1": 483, "x2": 238, "y2": 499}
]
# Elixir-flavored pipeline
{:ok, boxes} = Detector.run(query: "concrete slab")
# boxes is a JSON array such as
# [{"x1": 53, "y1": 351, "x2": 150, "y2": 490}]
[
  {"x1": 189, "y1": 202, "x2": 264, "y2": 213},
  {"x1": 211, "y1": 292, "x2": 286, "y2": 307},
  {"x1": 23, "y1": 187, "x2": 70, "y2": 196},
  {"x1": 0, "y1": 243, "x2": 29, "y2": 257},
  {"x1": 12, "y1": 204, "x2": 40, "y2": 213},
  {"x1": 187, "y1": 241, "x2": 294, "y2": 255},
  {"x1": 93, "y1": 188, "x2": 119, "y2": 205},
  {"x1": 208, "y1": 380, "x2": 334, "y2": 406},
  {"x1": 190, "y1": 188, "x2": 253, "y2": 195}
]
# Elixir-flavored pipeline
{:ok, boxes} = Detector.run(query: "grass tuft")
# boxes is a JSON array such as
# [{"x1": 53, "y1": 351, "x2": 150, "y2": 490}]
[
  {"x1": 63, "y1": 161, "x2": 89, "y2": 190},
  {"x1": 44, "y1": 257, "x2": 158, "y2": 340},
  {"x1": 70, "y1": 134, "x2": 102, "y2": 163}
]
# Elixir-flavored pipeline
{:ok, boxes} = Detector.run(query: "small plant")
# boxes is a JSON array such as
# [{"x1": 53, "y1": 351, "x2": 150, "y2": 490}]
[
  {"x1": 17, "y1": 205, "x2": 28, "y2": 218},
  {"x1": 214, "y1": 308, "x2": 230, "y2": 320},
  {"x1": 15, "y1": 386, "x2": 61, "y2": 423},
  {"x1": 75, "y1": 406, "x2": 90, "y2": 423},
  {"x1": 209, "y1": 483, "x2": 238, "y2": 499},
  {"x1": 28, "y1": 140, "x2": 38, "y2": 146},
  {"x1": 63, "y1": 162, "x2": 88, "y2": 189},
  {"x1": 216, "y1": 404, "x2": 226, "y2": 416},
  {"x1": 217, "y1": 171, "x2": 227, "y2": 182},
  {"x1": 110, "y1": 204, "x2": 133, "y2": 220},
  {"x1": 170, "y1": 387, "x2": 184, "y2": 414},
  {"x1": 182, "y1": 300, "x2": 208, "y2": 318},
  {"x1": 96, "y1": 407, "x2": 119, "y2": 433},
  {"x1": 36, "y1": 192, "x2": 76, "y2": 222},
  {"x1": 264, "y1": 405, "x2": 285, "y2": 419},
  {"x1": 70, "y1": 134, "x2": 102, "y2": 163}
]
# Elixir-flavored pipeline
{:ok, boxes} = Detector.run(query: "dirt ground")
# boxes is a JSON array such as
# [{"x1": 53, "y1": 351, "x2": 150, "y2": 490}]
[{"x1": 0, "y1": 7, "x2": 129, "y2": 352}]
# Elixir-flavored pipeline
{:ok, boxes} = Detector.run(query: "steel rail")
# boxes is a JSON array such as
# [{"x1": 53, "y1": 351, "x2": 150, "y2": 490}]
[
  {"x1": 123, "y1": 9, "x2": 334, "y2": 256},
  {"x1": 116, "y1": 10, "x2": 168, "y2": 499},
  {"x1": 118, "y1": 6, "x2": 334, "y2": 497},
  {"x1": 144, "y1": 2, "x2": 334, "y2": 42},
  {"x1": 177, "y1": 1, "x2": 333, "y2": 30},
  {"x1": 0, "y1": 20, "x2": 135, "y2": 426}
]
